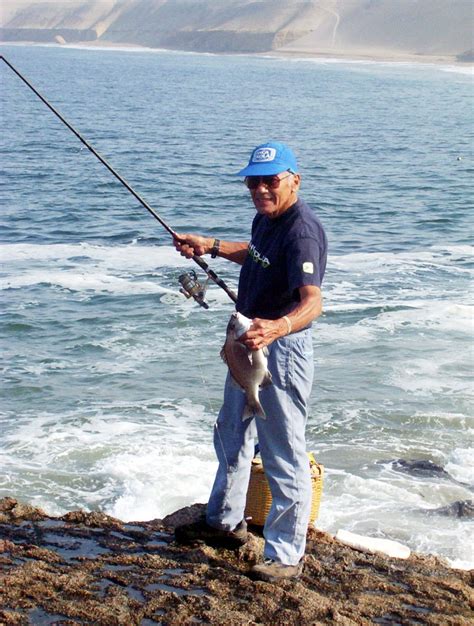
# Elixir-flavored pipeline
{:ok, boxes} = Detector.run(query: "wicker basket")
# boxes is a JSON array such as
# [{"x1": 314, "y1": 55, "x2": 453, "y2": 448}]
[{"x1": 245, "y1": 454, "x2": 324, "y2": 527}]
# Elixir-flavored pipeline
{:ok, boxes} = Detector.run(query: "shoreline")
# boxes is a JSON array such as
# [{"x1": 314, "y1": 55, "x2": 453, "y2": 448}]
[
  {"x1": 1, "y1": 39, "x2": 472, "y2": 70},
  {"x1": 267, "y1": 47, "x2": 472, "y2": 67},
  {"x1": 0, "y1": 497, "x2": 472, "y2": 624},
  {"x1": 0, "y1": 494, "x2": 472, "y2": 571}
]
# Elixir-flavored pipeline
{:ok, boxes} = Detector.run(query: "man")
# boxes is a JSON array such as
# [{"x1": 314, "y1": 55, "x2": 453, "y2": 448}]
[{"x1": 173, "y1": 141, "x2": 327, "y2": 582}]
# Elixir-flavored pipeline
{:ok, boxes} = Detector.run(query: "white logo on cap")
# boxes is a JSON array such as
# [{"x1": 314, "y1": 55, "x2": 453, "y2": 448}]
[{"x1": 252, "y1": 147, "x2": 276, "y2": 163}]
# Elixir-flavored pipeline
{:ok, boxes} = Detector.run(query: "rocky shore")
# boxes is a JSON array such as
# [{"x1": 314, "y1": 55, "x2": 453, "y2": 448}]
[{"x1": 0, "y1": 497, "x2": 472, "y2": 625}]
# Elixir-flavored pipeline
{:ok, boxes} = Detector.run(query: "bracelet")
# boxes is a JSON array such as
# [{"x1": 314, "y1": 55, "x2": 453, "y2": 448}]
[
  {"x1": 210, "y1": 238, "x2": 220, "y2": 258},
  {"x1": 282, "y1": 315, "x2": 292, "y2": 335}
]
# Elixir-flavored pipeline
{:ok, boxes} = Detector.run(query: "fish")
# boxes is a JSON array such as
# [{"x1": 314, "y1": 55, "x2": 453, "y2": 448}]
[{"x1": 220, "y1": 312, "x2": 272, "y2": 420}]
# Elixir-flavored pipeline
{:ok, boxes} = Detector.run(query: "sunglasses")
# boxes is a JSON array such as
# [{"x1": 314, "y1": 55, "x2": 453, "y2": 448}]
[{"x1": 244, "y1": 171, "x2": 294, "y2": 190}]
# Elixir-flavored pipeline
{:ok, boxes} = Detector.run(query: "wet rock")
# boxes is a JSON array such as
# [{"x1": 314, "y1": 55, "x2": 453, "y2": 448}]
[
  {"x1": 0, "y1": 497, "x2": 472, "y2": 625},
  {"x1": 428, "y1": 499, "x2": 474, "y2": 519},
  {"x1": 390, "y1": 458, "x2": 452, "y2": 478},
  {"x1": 162, "y1": 502, "x2": 206, "y2": 528},
  {"x1": 61, "y1": 509, "x2": 124, "y2": 529},
  {"x1": 0, "y1": 497, "x2": 47, "y2": 522}
]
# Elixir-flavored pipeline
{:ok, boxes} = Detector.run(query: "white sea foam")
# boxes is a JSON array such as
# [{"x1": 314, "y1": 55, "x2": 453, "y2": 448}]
[
  {"x1": 0, "y1": 398, "x2": 217, "y2": 519},
  {"x1": 3, "y1": 242, "x2": 471, "y2": 272},
  {"x1": 445, "y1": 448, "x2": 474, "y2": 485},
  {"x1": 100, "y1": 446, "x2": 216, "y2": 521},
  {"x1": 316, "y1": 467, "x2": 474, "y2": 569},
  {"x1": 319, "y1": 302, "x2": 474, "y2": 358},
  {"x1": 0, "y1": 242, "x2": 187, "y2": 270},
  {"x1": 16, "y1": 42, "x2": 220, "y2": 58},
  {"x1": 273, "y1": 55, "x2": 474, "y2": 75},
  {"x1": 366, "y1": 302, "x2": 474, "y2": 334},
  {"x1": 1, "y1": 270, "x2": 177, "y2": 295},
  {"x1": 447, "y1": 559, "x2": 473, "y2": 571},
  {"x1": 438, "y1": 65, "x2": 474, "y2": 76},
  {"x1": 1, "y1": 242, "x2": 238, "y2": 304},
  {"x1": 330, "y1": 246, "x2": 474, "y2": 274}
]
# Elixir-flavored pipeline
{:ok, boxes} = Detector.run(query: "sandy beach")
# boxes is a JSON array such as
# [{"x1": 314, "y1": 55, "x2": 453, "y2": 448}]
[
  {"x1": 268, "y1": 48, "x2": 467, "y2": 67},
  {"x1": 3, "y1": 38, "x2": 470, "y2": 70}
]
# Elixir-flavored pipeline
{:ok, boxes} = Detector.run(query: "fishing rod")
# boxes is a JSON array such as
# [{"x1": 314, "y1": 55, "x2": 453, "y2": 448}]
[{"x1": 0, "y1": 55, "x2": 238, "y2": 309}]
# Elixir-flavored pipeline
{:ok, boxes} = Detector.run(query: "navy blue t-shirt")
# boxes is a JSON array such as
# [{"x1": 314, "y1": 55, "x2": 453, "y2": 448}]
[{"x1": 236, "y1": 198, "x2": 327, "y2": 321}]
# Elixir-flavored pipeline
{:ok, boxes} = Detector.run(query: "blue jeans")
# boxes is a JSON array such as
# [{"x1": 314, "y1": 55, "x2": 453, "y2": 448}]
[{"x1": 207, "y1": 328, "x2": 314, "y2": 565}]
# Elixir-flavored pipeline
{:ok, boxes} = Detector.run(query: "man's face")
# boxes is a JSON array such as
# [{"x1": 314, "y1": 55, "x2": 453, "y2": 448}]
[{"x1": 247, "y1": 171, "x2": 301, "y2": 218}]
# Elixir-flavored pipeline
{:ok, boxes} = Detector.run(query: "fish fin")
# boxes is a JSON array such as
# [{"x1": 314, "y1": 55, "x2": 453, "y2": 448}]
[
  {"x1": 242, "y1": 399, "x2": 266, "y2": 421},
  {"x1": 260, "y1": 371, "x2": 272, "y2": 388},
  {"x1": 220, "y1": 346, "x2": 227, "y2": 364}
]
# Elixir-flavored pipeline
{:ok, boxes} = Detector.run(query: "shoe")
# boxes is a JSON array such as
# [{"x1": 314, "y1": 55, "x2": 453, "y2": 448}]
[
  {"x1": 250, "y1": 558, "x2": 304, "y2": 582},
  {"x1": 174, "y1": 516, "x2": 248, "y2": 549}
]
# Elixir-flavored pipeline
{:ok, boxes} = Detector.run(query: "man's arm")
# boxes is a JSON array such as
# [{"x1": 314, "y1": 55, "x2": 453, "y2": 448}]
[
  {"x1": 242, "y1": 285, "x2": 323, "y2": 350},
  {"x1": 173, "y1": 233, "x2": 248, "y2": 265}
]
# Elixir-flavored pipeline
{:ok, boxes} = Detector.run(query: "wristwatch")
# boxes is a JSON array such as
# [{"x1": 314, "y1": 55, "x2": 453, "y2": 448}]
[{"x1": 211, "y1": 238, "x2": 220, "y2": 259}]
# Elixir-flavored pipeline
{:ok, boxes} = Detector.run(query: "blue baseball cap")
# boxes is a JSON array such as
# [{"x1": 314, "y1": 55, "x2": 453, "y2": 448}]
[{"x1": 237, "y1": 141, "x2": 299, "y2": 176}]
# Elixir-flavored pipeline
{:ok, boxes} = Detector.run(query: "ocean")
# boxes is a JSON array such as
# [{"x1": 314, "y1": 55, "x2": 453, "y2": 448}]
[{"x1": 1, "y1": 44, "x2": 472, "y2": 569}]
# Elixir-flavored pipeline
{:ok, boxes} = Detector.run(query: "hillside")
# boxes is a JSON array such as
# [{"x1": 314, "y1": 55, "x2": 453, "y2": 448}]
[{"x1": 1, "y1": 0, "x2": 473, "y2": 62}]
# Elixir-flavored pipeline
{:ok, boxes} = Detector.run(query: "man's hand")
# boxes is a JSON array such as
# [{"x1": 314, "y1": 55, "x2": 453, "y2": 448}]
[
  {"x1": 240, "y1": 285, "x2": 323, "y2": 350},
  {"x1": 173, "y1": 233, "x2": 212, "y2": 258},
  {"x1": 173, "y1": 234, "x2": 249, "y2": 265},
  {"x1": 240, "y1": 318, "x2": 287, "y2": 350}
]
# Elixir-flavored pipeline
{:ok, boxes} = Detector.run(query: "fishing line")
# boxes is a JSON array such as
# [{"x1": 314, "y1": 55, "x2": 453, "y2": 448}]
[
  {"x1": 214, "y1": 422, "x2": 231, "y2": 472},
  {"x1": 199, "y1": 370, "x2": 217, "y2": 415},
  {"x1": 1, "y1": 55, "x2": 238, "y2": 308}
]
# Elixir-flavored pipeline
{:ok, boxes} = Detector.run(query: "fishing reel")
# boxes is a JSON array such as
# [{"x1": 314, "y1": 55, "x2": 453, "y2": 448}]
[{"x1": 178, "y1": 270, "x2": 209, "y2": 309}]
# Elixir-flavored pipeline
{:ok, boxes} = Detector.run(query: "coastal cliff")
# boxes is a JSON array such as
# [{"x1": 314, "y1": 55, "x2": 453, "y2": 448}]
[
  {"x1": 0, "y1": 497, "x2": 472, "y2": 625},
  {"x1": 1, "y1": 0, "x2": 473, "y2": 63}
]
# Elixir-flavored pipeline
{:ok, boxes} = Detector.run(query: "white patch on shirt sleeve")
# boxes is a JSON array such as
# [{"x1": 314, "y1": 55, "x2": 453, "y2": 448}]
[{"x1": 302, "y1": 261, "x2": 314, "y2": 274}]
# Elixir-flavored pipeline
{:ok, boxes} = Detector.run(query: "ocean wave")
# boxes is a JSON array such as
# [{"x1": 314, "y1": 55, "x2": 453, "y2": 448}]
[
  {"x1": 5, "y1": 42, "x2": 221, "y2": 58},
  {"x1": 330, "y1": 245, "x2": 473, "y2": 273},
  {"x1": 388, "y1": 360, "x2": 473, "y2": 397},
  {"x1": 363, "y1": 302, "x2": 474, "y2": 334},
  {"x1": 0, "y1": 270, "x2": 177, "y2": 296},
  {"x1": 277, "y1": 55, "x2": 473, "y2": 76},
  {"x1": 0, "y1": 242, "x2": 188, "y2": 269},
  {"x1": 2, "y1": 242, "x2": 470, "y2": 292},
  {"x1": 445, "y1": 448, "x2": 474, "y2": 484},
  {"x1": 438, "y1": 65, "x2": 474, "y2": 76},
  {"x1": 319, "y1": 301, "x2": 473, "y2": 348},
  {"x1": 317, "y1": 468, "x2": 474, "y2": 569},
  {"x1": 0, "y1": 398, "x2": 216, "y2": 519},
  {"x1": 99, "y1": 444, "x2": 216, "y2": 521}
]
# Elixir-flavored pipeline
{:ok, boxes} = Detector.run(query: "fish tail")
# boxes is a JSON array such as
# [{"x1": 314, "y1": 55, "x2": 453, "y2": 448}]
[{"x1": 242, "y1": 399, "x2": 266, "y2": 421}]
